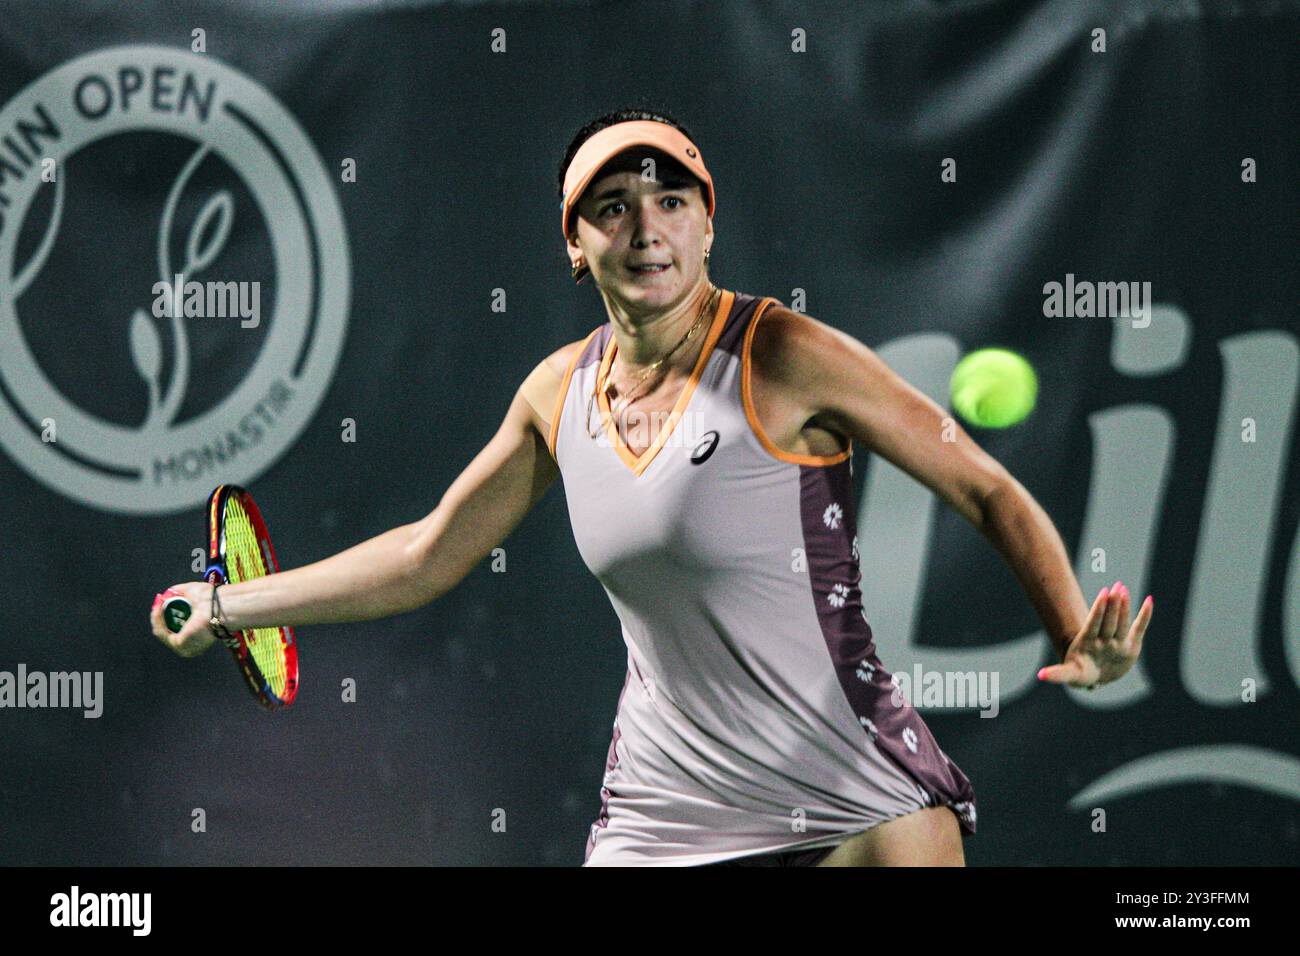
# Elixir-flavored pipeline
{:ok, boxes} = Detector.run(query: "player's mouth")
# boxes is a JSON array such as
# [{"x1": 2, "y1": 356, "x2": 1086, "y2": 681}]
[{"x1": 628, "y1": 262, "x2": 670, "y2": 275}]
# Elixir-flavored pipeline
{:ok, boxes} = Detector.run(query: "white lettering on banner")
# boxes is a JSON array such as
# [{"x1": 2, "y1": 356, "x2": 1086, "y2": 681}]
[
  {"x1": 855, "y1": 306, "x2": 1300, "y2": 807},
  {"x1": 0, "y1": 46, "x2": 350, "y2": 515}
]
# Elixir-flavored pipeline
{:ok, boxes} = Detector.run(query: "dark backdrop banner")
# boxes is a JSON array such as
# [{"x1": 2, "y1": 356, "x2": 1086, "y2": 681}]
[{"x1": 0, "y1": 0, "x2": 1296, "y2": 865}]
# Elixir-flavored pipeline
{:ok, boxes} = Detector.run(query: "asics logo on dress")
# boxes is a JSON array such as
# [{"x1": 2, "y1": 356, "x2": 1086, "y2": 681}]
[{"x1": 689, "y1": 430, "x2": 720, "y2": 464}]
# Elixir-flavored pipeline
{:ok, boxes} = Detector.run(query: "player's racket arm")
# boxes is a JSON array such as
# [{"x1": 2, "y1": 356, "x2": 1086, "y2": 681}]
[
  {"x1": 214, "y1": 520, "x2": 433, "y2": 631},
  {"x1": 219, "y1": 388, "x2": 557, "y2": 632},
  {"x1": 407, "y1": 387, "x2": 558, "y2": 599}
]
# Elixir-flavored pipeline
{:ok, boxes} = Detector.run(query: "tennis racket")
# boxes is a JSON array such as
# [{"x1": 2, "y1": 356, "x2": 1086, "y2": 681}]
[{"x1": 162, "y1": 484, "x2": 299, "y2": 709}]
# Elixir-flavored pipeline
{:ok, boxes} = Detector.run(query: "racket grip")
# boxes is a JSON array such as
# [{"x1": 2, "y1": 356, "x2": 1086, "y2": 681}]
[{"x1": 161, "y1": 596, "x2": 192, "y2": 633}]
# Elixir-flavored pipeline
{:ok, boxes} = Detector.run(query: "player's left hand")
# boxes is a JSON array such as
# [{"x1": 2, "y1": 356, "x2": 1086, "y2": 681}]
[{"x1": 1037, "y1": 583, "x2": 1152, "y2": 691}]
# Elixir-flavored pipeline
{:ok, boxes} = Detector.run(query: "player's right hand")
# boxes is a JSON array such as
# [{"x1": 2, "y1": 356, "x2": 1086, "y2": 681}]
[{"x1": 150, "y1": 583, "x2": 218, "y2": 658}]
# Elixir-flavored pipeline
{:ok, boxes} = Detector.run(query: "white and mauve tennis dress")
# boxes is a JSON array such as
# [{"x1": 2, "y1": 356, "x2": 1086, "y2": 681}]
[{"x1": 547, "y1": 289, "x2": 977, "y2": 866}]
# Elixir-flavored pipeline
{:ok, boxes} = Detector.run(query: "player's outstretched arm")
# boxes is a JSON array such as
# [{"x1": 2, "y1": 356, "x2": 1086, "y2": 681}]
[
  {"x1": 150, "y1": 362, "x2": 562, "y2": 656},
  {"x1": 750, "y1": 305, "x2": 1152, "y2": 682}
]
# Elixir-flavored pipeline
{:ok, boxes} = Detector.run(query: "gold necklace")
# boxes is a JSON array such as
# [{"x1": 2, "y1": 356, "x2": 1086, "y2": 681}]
[{"x1": 586, "y1": 285, "x2": 720, "y2": 440}]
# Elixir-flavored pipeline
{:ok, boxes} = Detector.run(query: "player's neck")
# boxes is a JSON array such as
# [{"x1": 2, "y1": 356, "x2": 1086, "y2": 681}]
[{"x1": 603, "y1": 280, "x2": 719, "y2": 374}]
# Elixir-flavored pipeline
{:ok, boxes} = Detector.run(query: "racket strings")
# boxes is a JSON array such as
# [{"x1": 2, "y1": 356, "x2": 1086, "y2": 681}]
[{"x1": 223, "y1": 499, "x2": 290, "y2": 698}]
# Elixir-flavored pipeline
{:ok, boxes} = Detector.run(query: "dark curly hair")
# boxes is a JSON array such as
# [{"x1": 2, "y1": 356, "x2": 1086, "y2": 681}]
[{"x1": 557, "y1": 106, "x2": 707, "y2": 258}]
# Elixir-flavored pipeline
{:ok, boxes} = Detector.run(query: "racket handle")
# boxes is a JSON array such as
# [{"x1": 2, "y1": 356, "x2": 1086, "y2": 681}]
[{"x1": 161, "y1": 596, "x2": 192, "y2": 633}]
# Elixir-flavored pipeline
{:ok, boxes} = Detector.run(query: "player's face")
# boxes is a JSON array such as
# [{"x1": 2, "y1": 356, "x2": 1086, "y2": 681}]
[{"x1": 568, "y1": 149, "x2": 712, "y2": 311}]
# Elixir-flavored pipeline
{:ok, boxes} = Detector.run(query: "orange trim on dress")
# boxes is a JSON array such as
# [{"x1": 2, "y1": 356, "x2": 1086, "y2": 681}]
[
  {"x1": 595, "y1": 288, "x2": 736, "y2": 478},
  {"x1": 741, "y1": 298, "x2": 853, "y2": 467},
  {"x1": 548, "y1": 327, "x2": 600, "y2": 461}
]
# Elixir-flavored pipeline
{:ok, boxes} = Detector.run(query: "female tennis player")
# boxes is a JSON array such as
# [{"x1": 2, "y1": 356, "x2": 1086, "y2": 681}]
[{"x1": 151, "y1": 107, "x2": 1152, "y2": 867}]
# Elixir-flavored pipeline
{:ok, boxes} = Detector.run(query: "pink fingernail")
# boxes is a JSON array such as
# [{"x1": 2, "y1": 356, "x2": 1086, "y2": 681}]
[{"x1": 1037, "y1": 667, "x2": 1049, "y2": 681}]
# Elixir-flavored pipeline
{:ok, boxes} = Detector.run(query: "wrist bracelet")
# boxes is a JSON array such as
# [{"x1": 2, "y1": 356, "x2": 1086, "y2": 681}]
[{"x1": 209, "y1": 583, "x2": 236, "y2": 643}]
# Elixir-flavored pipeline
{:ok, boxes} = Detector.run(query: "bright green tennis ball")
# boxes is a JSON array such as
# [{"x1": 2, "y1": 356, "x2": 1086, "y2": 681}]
[{"x1": 950, "y1": 348, "x2": 1037, "y2": 428}]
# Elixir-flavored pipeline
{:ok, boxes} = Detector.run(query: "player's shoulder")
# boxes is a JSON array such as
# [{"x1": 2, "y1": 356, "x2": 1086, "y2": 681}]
[
  {"x1": 748, "y1": 301, "x2": 842, "y2": 386},
  {"x1": 541, "y1": 336, "x2": 590, "y2": 378},
  {"x1": 519, "y1": 333, "x2": 598, "y2": 441}
]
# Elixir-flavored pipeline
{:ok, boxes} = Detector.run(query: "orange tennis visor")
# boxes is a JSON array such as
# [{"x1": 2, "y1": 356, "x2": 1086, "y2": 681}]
[{"x1": 560, "y1": 120, "x2": 716, "y2": 238}]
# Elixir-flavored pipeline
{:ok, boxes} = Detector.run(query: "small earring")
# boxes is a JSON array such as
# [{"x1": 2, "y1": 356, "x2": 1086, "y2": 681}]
[
  {"x1": 704, "y1": 249, "x2": 711, "y2": 265},
  {"x1": 571, "y1": 258, "x2": 587, "y2": 284}
]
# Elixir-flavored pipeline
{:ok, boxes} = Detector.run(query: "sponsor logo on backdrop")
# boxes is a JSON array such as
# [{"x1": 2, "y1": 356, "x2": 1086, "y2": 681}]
[
  {"x1": 858, "y1": 308, "x2": 1300, "y2": 813},
  {"x1": 0, "y1": 46, "x2": 350, "y2": 514}
]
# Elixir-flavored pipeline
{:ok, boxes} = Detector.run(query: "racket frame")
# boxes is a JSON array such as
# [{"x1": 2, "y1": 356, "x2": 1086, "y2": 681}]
[{"x1": 205, "y1": 483, "x2": 299, "y2": 709}]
